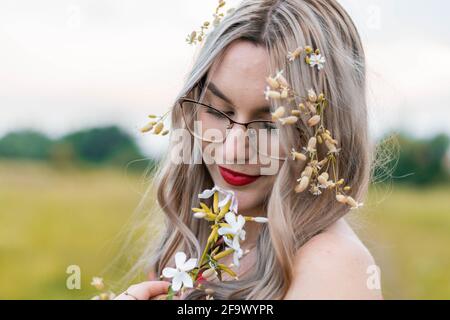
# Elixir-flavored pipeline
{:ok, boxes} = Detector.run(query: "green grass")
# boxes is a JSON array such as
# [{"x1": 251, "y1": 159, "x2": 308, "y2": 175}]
[
  {"x1": 355, "y1": 185, "x2": 450, "y2": 299},
  {"x1": 0, "y1": 160, "x2": 151, "y2": 299},
  {"x1": 0, "y1": 161, "x2": 449, "y2": 299}
]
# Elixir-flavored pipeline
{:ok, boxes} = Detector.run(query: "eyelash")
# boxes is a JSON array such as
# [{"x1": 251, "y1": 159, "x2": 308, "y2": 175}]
[
  {"x1": 206, "y1": 98, "x2": 271, "y2": 122},
  {"x1": 206, "y1": 107, "x2": 232, "y2": 118},
  {"x1": 205, "y1": 100, "x2": 234, "y2": 116}
]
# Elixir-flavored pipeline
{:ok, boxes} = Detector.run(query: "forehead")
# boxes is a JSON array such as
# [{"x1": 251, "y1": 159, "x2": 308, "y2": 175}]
[{"x1": 207, "y1": 40, "x2": 271, "y2": 107}]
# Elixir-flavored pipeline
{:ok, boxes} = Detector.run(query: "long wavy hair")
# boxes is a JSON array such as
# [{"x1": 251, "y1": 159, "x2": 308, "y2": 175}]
[{"x1": 127, "y1": 0, "x2": 370, "y2": 300}]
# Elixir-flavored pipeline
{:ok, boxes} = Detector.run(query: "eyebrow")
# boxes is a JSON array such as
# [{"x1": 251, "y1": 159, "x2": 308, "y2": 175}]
[
  {"x1": 206, "y1": 81, "x2": 234, "y2": 105},
  {"x1": 206, "y1": 81, "x2": 272, "y2": 115}
]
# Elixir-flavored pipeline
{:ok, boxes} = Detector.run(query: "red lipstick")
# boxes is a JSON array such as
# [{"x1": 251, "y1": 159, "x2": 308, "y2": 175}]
[{"x1": 218, "y1": 166, "x2": 261, "y2": 186}]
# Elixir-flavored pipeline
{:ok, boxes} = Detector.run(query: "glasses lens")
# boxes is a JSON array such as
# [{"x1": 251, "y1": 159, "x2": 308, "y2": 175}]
[
  {"x1": 181, "y1": 100, "x2": 229, "y2": 143},
  {"x1": 180, "y1": 99, "x2": 286, "y2": 160}
]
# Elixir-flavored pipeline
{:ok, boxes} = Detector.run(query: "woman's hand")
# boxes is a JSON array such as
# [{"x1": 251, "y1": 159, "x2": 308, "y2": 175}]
[{"x1": 114, "y1": 281, "x2": 176, "y2": 300}]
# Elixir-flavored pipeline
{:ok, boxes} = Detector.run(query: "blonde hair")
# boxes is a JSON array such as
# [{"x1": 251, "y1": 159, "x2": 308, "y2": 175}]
[{"x1": 132, "y1": 0, "x2": 370, "y2": 299}]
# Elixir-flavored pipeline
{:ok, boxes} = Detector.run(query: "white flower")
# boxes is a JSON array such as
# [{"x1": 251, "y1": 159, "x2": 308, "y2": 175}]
[
  {"x1": 90, "y1": 277, "x2": 104, "y2": 291},
  {"x1": 162, "y1": 251, "x2": 197, "y2": 292},
  {"x1": 309, "y1": 184, "x2": 322, "y2": 196},
  {"x1": 223, "y1": 236, "x2": 244, "y2": 267},
  {"x1": 218, "y1": 212, "x2": 246, "y2": 241},
  {"x1": 308, "y1": 53, "x2": 326, "y2": 70},
  {"x1": 198, "y1": 186, "x2": 238, "y2": 213}
]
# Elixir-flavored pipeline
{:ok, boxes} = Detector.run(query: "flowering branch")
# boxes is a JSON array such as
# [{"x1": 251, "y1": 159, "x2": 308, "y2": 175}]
[
  {"x1": 140, "y1": 113, "x2": 170, "y2": 136},
  {"x1": 185, "y1": 1, "x2": 235, "y2": 45},
  {"x1": 90, "y1": 277, "x2": 116, "y2": 300},
  {"x1": 161, "y1": 186, "x2": 268, "y2": 300},
  {"x1": 266, "y1": 46, "x2": 363, "y2": 209}
]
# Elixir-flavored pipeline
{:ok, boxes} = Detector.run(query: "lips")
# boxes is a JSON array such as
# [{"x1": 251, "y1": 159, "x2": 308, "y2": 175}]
[{"x1": 218, "y1": 166, "x2": 261, "y2": 186}]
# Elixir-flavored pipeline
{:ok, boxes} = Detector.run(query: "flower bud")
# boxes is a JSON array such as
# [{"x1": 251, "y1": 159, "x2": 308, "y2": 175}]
[
  {"x1": 279, "y1": 116, "x2": 298, "y2": 125},
  {"x1": 336, "y1": 194, "x2": 347, "y2": 204},
  {"x1": 252, "y1": 217, "x2": 269, "y2": 223},
  {"x1": 266, "y1": 77, "x2": 280, "y2": 89},
  {"x1": 276, "y1": 74, "x2": 289, "y2": 88},
  {"x1": 153, "y1": 122, "x2": 164, "y2": 135},
  {"x1": 291, "y1": 149, "x2": 307, "y2": 161},
  {"x1": 308, "y1": 115, "x2": 321, "y2": 127},
  {"x1": 318, "y1": 172, "x2": 329, "y2": 185},
  {"x1": 306, "y1": 101, "x2": 317, "y2": 114},
  {"x1": 325, "y1": 139, "x2": 338, "y2": 153},
  {"x1": 265, "y1": 89, "x2": 281, "y2": 100},
  {"x1": 193, "y1": 212, "x2": 206, "y2": 219},
  {"x1": 140, "y1": 122, "x2": 154, "y2": 133},
  {"x1": 202, "y1": 268, "x2": 218, "y2": 281},
  {"x1": 271, "y1": 106, "x2": 285, "y2": 120},
  {"x1": 307, "y1": 137, "x2": 317, "y2": 153},
  {"x1": 308, "y1": 89, "x2": 317, "y2": 102},
  {"x1": 295, "y1": 176, "x2": 310, "y2": 193},
  {"x1": 301, "y1": 166, "x2": 313, "y2": 178}
]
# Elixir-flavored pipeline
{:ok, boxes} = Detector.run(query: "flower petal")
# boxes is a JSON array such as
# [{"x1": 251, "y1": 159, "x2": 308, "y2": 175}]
[
  {"x1": 233, "y1": 252, "x2": 240, "y2": 267},
  {"x1": 232, "y1": 235, "x2": 241, "y2": 250},
  {"x1": 180, "y1": 272, "x2": 193, "y2": 288},
  {"x1": 181, "y1": 258, "x2": 197, "y2": 272},
  {"x1": 198, "y1": 187, "x2": 216, "y2": 199},
  {"x1": 224, "y1": 212, "x2": 237, "y2": 226},
  {"x1": 201, "y1": 185, "x2": 239, "y2": 213},
  {"x1": 162, "y1": 267, "x2": 177, "y2": 278},
  {"x1": 175, "y1": 251, "x2": 187, "y2": 269},
  {"x1": 218, "y1": 227, "x2": 234, "y2": 236},
  {"x1": 171, "y1": 273, "x2": 183, "y2": 292},
  {"x1": 239, "y1": 230, "x2": 246, "y2": 241},
  {"x1": 223, "y1": 236, "x2": 234, "y2": 248},
  {"x1": 218, "y1": 194, "x2": 231, "y2": 208},
  {"x1": 237, "y1": 215, "x2": 246, "y2": 229}
]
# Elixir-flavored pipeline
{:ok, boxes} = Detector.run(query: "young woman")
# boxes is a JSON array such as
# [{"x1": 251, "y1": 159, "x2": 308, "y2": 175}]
[{"x1": 115, "y1": 0, "x2": 382, "y2": 300}]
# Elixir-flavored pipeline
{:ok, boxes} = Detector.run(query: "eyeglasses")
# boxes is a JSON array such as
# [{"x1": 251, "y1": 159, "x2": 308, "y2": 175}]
[{"x1": 178, "y1": 97, "x2": 286, "y2": 160}]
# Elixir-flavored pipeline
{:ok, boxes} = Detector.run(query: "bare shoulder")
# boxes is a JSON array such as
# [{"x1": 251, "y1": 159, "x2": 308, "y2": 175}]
[{"x1": 284, "y1": 218, "x2": 383, "y2": 300}]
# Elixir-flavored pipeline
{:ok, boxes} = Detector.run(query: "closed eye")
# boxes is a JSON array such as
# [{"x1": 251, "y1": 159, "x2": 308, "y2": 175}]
[{"x1": 206, "y1": 107, "x2": 229, "y2": 119}]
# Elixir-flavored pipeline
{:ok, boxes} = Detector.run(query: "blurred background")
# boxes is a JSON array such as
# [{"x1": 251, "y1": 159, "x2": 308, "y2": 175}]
[{"x1": 0, "y1": 0, "x2": 449, "y2": 299}]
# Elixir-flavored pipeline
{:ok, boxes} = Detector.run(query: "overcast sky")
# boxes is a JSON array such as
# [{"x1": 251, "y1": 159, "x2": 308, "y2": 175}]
[{"x1": 1, "y1": 0, "x2": 449, "y2": 156}]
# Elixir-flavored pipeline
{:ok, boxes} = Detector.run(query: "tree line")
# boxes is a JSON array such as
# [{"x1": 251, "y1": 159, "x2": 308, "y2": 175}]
[{"x1": 0, "y1": 127, "x2": 448, "y2": 185}]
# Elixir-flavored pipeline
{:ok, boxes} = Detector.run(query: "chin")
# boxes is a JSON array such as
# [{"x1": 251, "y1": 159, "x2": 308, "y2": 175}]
[{"x1": 208, "y1": 164, "x2": 273, "y2": 213}]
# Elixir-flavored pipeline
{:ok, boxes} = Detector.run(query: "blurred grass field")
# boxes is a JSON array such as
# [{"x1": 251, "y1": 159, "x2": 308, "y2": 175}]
[{"x1": 0, "y1": 160, "x2": 449, "y2": 299}]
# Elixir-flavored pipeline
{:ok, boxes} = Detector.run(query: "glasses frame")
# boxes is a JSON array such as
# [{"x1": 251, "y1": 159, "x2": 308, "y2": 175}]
[
  {"x1": 178, "y1": 96, "x2": 287, "y2": 161},
  {"x1": 178, "y1": 97, "x2": 277, "y2": 139}
]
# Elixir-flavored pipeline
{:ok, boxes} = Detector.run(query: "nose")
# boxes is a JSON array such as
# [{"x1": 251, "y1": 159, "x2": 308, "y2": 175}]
[{"x1": 223, "y1": 123, "x2": 250, "y2": 164}]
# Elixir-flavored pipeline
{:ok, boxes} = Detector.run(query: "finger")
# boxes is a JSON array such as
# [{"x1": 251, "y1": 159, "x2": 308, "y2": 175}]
[
  {"x1": 150, "y1": 294, "x2": 167, "y2": 300},
  {"x1": 114, "y1": 293, "x2": 138, "y2": 300},
  {"x1": 127, "y1": 281, "x2": 171, "y2": 300}
]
